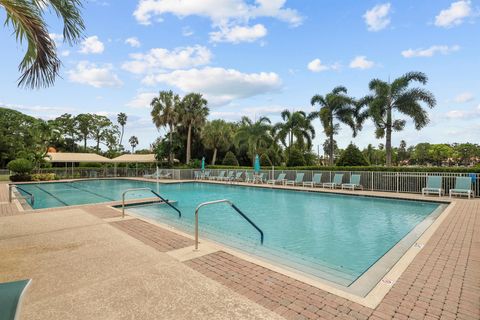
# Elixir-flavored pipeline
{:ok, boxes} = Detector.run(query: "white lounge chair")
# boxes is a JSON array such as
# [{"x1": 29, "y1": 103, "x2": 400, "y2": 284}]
[
  {"x1": 449, "y1": 177, "x2": 474, "y2": 199},
  {"x1": 341, "y1": 174, "x2": 363, "y2": 190},
  {"x1": 267, "y1": 173, "x2": 286, "y2": 185},
  {"x1": 323, "y1": 173, "x2": 343, "y2": 189},
  {"x1": 422, "y1": 176, "x2": 444, "y2": 197},
  {"x1": 285, "y1": 173, "x2": 304, "y2": 186},
  {"x1": 303, "y1": 173, "x2": 322, "y2": 187}
]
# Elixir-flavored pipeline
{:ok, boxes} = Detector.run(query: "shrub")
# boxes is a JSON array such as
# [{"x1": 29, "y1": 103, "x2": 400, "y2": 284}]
[
  {"x1": 287, "y1": 148, "x2": 306, "y2": 167},
  {"x1": 79, "y1": 162, "x2": 103, "y2": 168},
  {"x1": 259, "y1": 153, "x2": 272, "y2": 166},
  {"x1": 222, "y1": 151, "x2": 239, "y2": 166},
  {"x1": 9, "y1": 174, "x2": 32, "y2": 182},
  {"x1": 7, "y1": 158, "x2": 33, "y2": 174},
  {"x1": 336, "y1": 143, "x2": 369, "y2": 166},
  {"x1": 187, "y1": 159, "x2": 201, "y2": 169},
  {"x1": 31, "y1": 173, "x2": 56, "y2": 181}
]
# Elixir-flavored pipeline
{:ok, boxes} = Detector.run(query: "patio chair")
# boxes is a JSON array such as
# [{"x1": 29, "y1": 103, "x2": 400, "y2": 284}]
[
  {"x1": 202, "y1": 171, "x2": 211, "y2": 180},
  {"x1": 303, "y1": 173, "x2": 322, "y2": 188},
  {"x1": 422, "y1": 176, "x2": 444, "y2": 197},
  {"x1": 193, "y1": 171, "x2": 201, "y2": 180},
  {"x1": 323, "y1": 173, "x2": 343, "y2": 189},
  {"x1": 267, "y1": 173, "x2": 286, "y2": 185},
  {"x1": 449, "y1": 177, "x2": 474, "y2": 199},
  {"x1": 341, "y1": 174, "x2": 363, "y2": 190},
  {"x1": 143, "y1": 168, "x2": 160, "y2": 179},
  {"x1": 0, "y1": 279, "x2": 31, "y2": 320},
  {"x1": 211, "y1": 170, "x2": 225, "y2": 180},
  {"x1": 285, "y1": 172, "x2": 304, "y2": 186},
  {"x1": 234, "y1": 171, "x2": 244, "y2": 181},
  {"x1": 159, "y1": 170, "x2": 172, "y2": 179},
  {"x1": 223, "y1": 171, "x2": 235, "y2": 181},
  {"x1": 256, "y1": 172, "x2": 266, "y2": 183},
  {"x1": 245, "y1": 171, "x2": 254, "y2": 183}
]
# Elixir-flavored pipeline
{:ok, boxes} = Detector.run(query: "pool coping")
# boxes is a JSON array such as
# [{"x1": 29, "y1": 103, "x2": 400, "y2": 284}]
[{"x1": 10, "y1": 178, "x2": 455, "y2": 308}]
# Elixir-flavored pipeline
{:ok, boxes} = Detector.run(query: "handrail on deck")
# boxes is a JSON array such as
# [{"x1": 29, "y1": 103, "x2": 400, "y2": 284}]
[
  {"x1": 121, "y1": 187, "x2": 181, "y2": 218},
  {"x1": 8, "y1": 184, "x2": 35, "y2": 206},
  {"x1": 194, "y1": 199, "x2": 264, "y2": 250}
]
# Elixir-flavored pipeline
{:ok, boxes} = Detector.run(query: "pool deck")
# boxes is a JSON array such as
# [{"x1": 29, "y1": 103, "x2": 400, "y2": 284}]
[{"x1": 1, "y1": 180, "x2": 479, "y2": 319}]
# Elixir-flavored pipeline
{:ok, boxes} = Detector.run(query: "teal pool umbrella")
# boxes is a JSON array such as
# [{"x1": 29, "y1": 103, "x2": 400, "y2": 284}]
[
  {"x1": 254, "y1": 154, "x2": 260, "y2": 173},
  {"x1": 201, "y1": 157, "x2": 205, "y2": 172}
]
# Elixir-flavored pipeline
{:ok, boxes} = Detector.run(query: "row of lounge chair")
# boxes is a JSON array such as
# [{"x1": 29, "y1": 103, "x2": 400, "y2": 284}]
[
  {"x1": 195, "y1": 171, "x2": 475, "y2": 198},
  {"x1": 143, "y1": 169, "x2": 172, "y2": 179}
]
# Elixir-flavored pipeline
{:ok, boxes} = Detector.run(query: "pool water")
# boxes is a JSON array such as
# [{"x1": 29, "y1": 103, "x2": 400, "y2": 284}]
[{"x1": 17, "y1": 179, "x2": 441, "y2": 289}]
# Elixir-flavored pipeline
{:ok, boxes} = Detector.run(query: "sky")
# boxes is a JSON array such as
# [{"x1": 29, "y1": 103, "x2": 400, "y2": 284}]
[{"x1": 0, "y1": 0, "x2": 479, "y2": 152}]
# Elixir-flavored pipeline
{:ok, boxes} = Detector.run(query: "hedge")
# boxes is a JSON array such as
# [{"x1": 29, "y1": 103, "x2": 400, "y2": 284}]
[{"x1": 206, "y1": 165, "x2": 479, "y2": 173}]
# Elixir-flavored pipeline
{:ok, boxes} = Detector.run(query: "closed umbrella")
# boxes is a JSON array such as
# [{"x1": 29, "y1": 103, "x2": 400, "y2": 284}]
[
  {"x1": 254, "y1": 154, "x2": 260, "y2": 173},
  {"x1": 201, "y1": 157, "x2": 205, "y2": 172}
]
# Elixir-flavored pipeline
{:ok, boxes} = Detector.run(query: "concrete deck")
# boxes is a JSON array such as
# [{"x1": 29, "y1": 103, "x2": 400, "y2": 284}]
[{"x1": 1, "y1": 180, "x2": 479, "y2": 319}]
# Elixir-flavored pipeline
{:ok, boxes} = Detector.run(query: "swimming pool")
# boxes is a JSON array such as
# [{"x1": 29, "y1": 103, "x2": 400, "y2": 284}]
[{"x1": 15, "y1": 179, "x2": 444, "y2": 294}]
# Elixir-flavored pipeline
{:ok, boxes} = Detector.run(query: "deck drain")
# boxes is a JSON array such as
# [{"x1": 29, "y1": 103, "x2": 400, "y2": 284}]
[{"x1": 414, "y1": 243, "x2": 424, "y2": 249}]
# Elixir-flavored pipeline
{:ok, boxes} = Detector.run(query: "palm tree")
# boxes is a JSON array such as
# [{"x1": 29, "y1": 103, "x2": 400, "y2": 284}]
[
  {"x1": 363, "y1": 72, "x2": 436, "y2": 166},
  {"x1": 234, "y1": 116, "x2": 273, "y2": 164},
  {"x1": 117, "y1": 113, "x2": 127, "y2": 148},
  {"x1": 309, "y1": 86, "x2": 357, "y2": 165},
  {"x1": 177, "y1": 93, "x2": 209, "y2": 164},
  {"x1": 151, "y1": 91, "x2": 180, "y2": 164},
  {"x1": 129, "y1": 136, "x2": 138, "y2": 153},
  {"x1": 201, "y1": 120, "x2": 232, "y2": 165},
  {"x1": 1, "y1": 0, "x2": 85, "y2": 89},
  {"x1": 273, "y1": 110, "x2": 315, "y2": 157}
]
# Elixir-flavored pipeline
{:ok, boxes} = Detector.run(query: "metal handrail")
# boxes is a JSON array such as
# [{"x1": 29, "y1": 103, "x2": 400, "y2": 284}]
[
  {"x1": 121, "y1": 187, "x2": 181, "y2": 218},
  {"x1": 194, "y1": 199, "x2": 264, "y2": 250},
  {"x1": 9, "y1": 184, "x2": 35, "y2": 206}
]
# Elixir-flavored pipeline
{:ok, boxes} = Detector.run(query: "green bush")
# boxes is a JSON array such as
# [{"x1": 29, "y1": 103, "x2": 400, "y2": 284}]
[
  {"x1": 259, "y1": 153, "x2": 272, "y2": 166},
  {"x1": 7, "y1": 158, "x2": 33, "y2": 174},
  {"x1": 79, "y1": 162, "x2": 103, "y2": 168},
  {"x1": 187, "y1": 159, "x2": 201, "y2": 169},
  {"x1": 287, "y1": 148, "x2": 306, "y2": 167},
  {"x1": 222, "y1": 151, "x2": 239, "y2": 166},
  {"x1": 9, "y1": 174, "x2": 32, "y2": 182},
  {"x1": 31, "y1": 173, "x2": 56, "y2": 181},
  {"x1": 336, "y1": 143, "x2": 369, "y2": 166}
]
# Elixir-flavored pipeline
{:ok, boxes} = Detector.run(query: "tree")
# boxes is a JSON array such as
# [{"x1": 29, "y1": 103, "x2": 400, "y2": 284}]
[
  {"x1": 363, "y1": 72, "x2": 436, "y2": 166},
  {"x1": 234, "y1": 116, "x2": 273, "y2": 164},
  {"x1": 429, "y1": 144, "x2": 453, "y2": 166},
  {"x1": 51, "y1": 113, "x2": 78, "y2": 151},
  {"x1": 75, "y1": 113, "x2": 93, "y2": 150},
  {"x1": 336, "y1": 143, "x2": 369, "y2": 166},
  {"x1": 201, "y1": 120, "x2": 232, "y2": 165},
  {"x1": 322, "y1": 138, "x2": 339, "y2": 164},
  {"x1": 453, "y1": 143, "x2": 479, "y2": 166},
  {"x1": 397, "y1": 140, "x2": 409, "y2": 163},
  {"x1": 222, "y1": 151, "x2": 239, "y2": 166},
  {"x1": 177, "y1": 93, "x2": 209, "y2": 164},
  {"x1": 151, "y1": 90, "x2": 180, "y2": 164},
  {"x1": 90, "y1": 115, "x2": 113, "y2": 152},
  {"x1": 259, "y1": 153, "x2": 272, "y2": 166},
  {"x1": 286, "y1": 147, "x2": 306, "y2": 167},
  {"x1": 117, "y1": 112, "x2": 127, "y2": 148},
  {"x1": 1, "y1": 0, "x2": 85, "y2": 89},
  {"x1": 412, "y1": 143, "x2": 431, "y2": 165},
  {"x1": 310, "y1": 86, "x2": 357, "y2": 165},
  {"x1": 273, "y1": 110, "x2": 315, "y2": 157},
  {"x1": 129, "y1": 136, "x2": 138, "y2": 153}
]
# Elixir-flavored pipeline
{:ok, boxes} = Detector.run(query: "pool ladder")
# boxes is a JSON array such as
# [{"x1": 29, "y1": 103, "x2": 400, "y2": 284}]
[
  {"x1": 121, "y1": 187, "x2": 181, "y2": 218},
  {"x1": 8, "y1": 184, "x2": 35, "y2": 206},
  {"x1": 194, "y1": 199, "x2": 264, "y2": 249}
]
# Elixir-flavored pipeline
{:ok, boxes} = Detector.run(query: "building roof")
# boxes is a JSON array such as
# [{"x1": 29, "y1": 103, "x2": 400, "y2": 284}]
[
  {"x1": 110, "y1": 154, "x2": 157, "y2": 163},
  {"x1": 45, "y1": 152, "x2": 111, "y2": 163}
]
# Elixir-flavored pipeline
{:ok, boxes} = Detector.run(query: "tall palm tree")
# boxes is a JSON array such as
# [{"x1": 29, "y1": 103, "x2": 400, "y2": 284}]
[
  {"x1": 1, "y1": 0, "x2": 85, "y2": 89},
  {"x1": 309, "y1": 86, "x2": 357, "y2": 165},
  {"x1": 234, "y1": 116, "x2": 273, "y2": 164},
  {"x1": 363, "y1": 72, "x2": 436, "y2": 166},
  {"x1": 273, "y1": 110, "x2": 315, "y2": 157},
  {"x1": 117, "y1": 112, "x2": 127, "y2": 148},
  {"x1": 201, "y1": 120, "x2": 232, "y2": 165},
  {"x1": 129, "y1": 136, "x2": 138, "y2": 153},
  {"x1": 177, "y1": 93, "x2": 209, "y2": 164},
  {"x1": 150, "y1": 90, "x2": 180, "y2": 164}
]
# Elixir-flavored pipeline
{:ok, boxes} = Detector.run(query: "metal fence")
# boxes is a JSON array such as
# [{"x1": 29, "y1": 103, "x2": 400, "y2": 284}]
[{"x1": 24, "y1": 167, "x2": 480, "y2": 196}]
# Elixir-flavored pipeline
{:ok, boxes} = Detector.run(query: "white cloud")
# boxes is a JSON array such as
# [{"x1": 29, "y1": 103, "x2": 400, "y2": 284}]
[
  {"x1": 307, "y1": 59, "x2": 338, "y2": 72},
  {"x1": 122, "y1": 45, "x2": 212, "y2": 74},
  {"x1": 349, "y1": 56, "x2": 375, "y2": 69},
  {"x1": 125, "y1": 37, "x2": 141, "y2": 47},
  {"x1": 80, "y1": 36, "x2": 105, "y2": 54},
  {"x1": 454, "y1": 92, "x2": 474, "y2": 103},
  {"x1": 182, "y1": 26, "x2": 194, "y2": 36},
  {"x1": 67, "y1": 61, "x2": 123, "y2": 88},
  {"x1": 363, "y1": 3, "x2": 391, "y2": 31},
  {"x1": 126, "y1": 92, "x2": 157, "y2": 108},
  {"x1": 1, "y1": 102, "x2": 75, "y2": 114},
  {"x1": 210, "y1": 24, "x2": 267, "y2": 43},
  {"x1": 49, "y1": 33, "x2": 64, "y2": 46},
  {"x1": 60, "y1": 50, "x2": 70, "y2": 57},
  {"x1": 401, "y1": 45, "x2": 460, "y2": 58},
  {"x1": 133, "y1": 0, "x2": 303, "y2": 27},
  {"x1": 435, "y1": 0, "x2": 472, "y2": 28},
  {"x1": 446, "y1": 104, "x2": 480, "y2": 119},
  {"x1": 142, "y1": 67, "x2": 282, "y2": 105}
]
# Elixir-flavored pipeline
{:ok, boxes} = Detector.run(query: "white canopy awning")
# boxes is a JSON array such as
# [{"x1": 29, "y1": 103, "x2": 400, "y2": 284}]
[
  {"x1": 110, "y1": 154, "x2": 157, "y2": 163},
  {"x1": 45, "y1": 152, "x2": 111, "y2": 163}
]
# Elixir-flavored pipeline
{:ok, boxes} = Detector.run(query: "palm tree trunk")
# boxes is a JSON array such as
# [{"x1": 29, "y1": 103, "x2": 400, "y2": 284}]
[
  {"x1": 212, "y1": 148, "x2": 217, "y2": 165},
  {"x1": 329, "y1": 117, "x2": 334, "y2": 165},
  {"x1": 169, "y1": 125, "x2": 174, "y2": 164},
  {"x1": 120, "y1": 127, "x2": 124, "y2": 147},
  {"x1": 186, "y1": 124, "x2": 192, "y2": 164},
  {"x1": 84, "y1": 136, "x2": 87, "y2": 150},
  {"x1": 385, "y1": 104, "x2": 392, "y2": 166}
]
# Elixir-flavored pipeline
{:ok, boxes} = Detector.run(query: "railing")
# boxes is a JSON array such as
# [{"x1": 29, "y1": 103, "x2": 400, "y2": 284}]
[
  {"x1": 194, "y1": 199, "x2": 264, "y2": 250},
  {"x1": 8, "y1": 184, "x2": 35, "y2": 206},
  {"x1": 121, "y1": 187, "x2": 181, "y2": 218}
]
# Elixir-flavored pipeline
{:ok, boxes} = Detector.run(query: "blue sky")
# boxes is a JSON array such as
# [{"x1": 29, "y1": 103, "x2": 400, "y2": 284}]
[{"x1": 1, "y1": 0, "x2": 479, "y2": 151}]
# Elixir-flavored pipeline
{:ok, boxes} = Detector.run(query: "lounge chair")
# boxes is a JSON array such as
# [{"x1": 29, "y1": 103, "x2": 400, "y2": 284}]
[
  {"x1": 143, "y1": 168, "x2": 160, "y2": 179},
  {"x1": 303, "y1": 173, "x2": 322, "y2": 188},
  {"x1": 323, "y1": 173, "x2": 343, "y2": 189},
  {"x1": 422, "y1": 176, "x2": 444, "y2": 197},
  {"x1": 222, "y1": 171, "x2": 235, "y2": 181},
  {"x1": 0, "y1": 279, "x2": 31, "y2": 320},
  {"x1": 245, "y1": 172, "x2": 254, "y2": 183},
  {"x1": 234, "y1": 171, "x2": 244, "y2": 181},
  {"x1": 449, "y1": 177, "x2": 474, "y2": 199},
  {"x1": 285, "y1": 172, "x2": 304, "y2": 186},
  {"x1": 194, "y1": 171, "x2": 201, "y2": 180},
  {"x1": 159, "y1": 170, "x2": 172, "y2": 179},
  {"x1": 257, "y1": 172, "x2": 266, "y2": 183},
  {"x1": 202, "y1": 171, "x2": 211, "y2": 180},
  {"x1": 211, "y1": 170, "x2": 225, "y2": 180},
  {"x1": 341, "y1": 174, "x2": 363, "y2": 190},
  {"x1": 267, "y1": 173, "x2": 286, "y2": 185}
]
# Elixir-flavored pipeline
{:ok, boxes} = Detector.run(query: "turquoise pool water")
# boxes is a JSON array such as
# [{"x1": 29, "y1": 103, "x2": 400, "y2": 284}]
[{"x1": 16, "y1": 179, "x2": 441, "y2": 288}]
